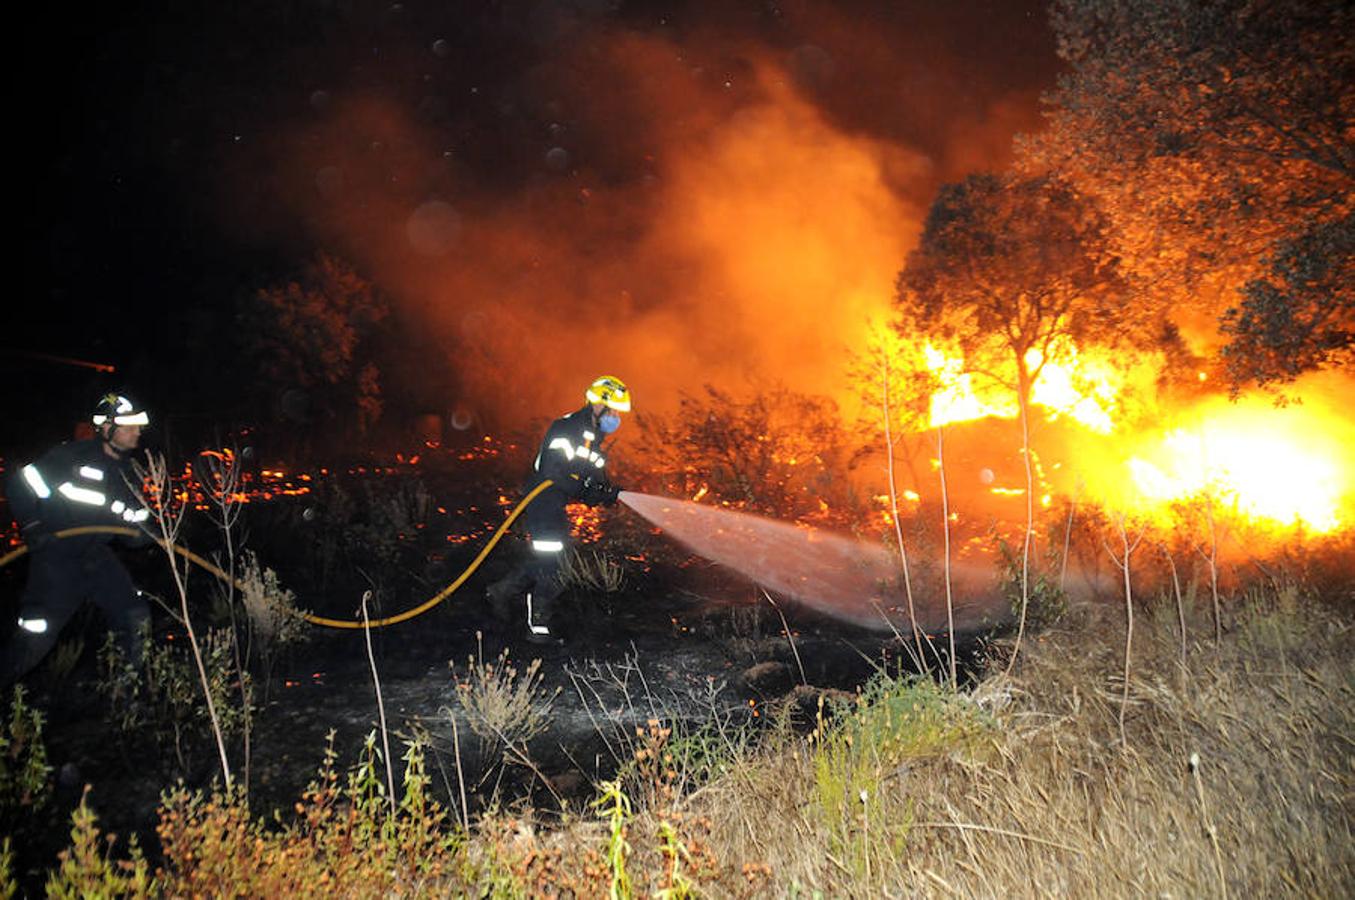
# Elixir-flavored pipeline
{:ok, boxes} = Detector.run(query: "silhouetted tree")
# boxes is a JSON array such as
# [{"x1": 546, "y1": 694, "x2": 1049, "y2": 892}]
[
  {"x1": 1220, "y1": 212, "x2": 1354, "y2": 389},
  {"x1": 238, "y1": 253, "x2": 389, "y2": 446},
  {"x1": 895, "y1": 174, "x2": 1146, "y2": 409},
  {"x1": 895, "y1": 172, "x2": 1149, "y2": 667}
]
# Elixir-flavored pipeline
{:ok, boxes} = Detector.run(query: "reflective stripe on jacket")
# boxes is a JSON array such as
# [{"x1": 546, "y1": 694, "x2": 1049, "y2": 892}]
[
  {"x1": 529, "y1": 405, "x2": 608, "y2": 499},
  {"x1": 6, "y1": 439, "x2": 148, "y2": 539}
]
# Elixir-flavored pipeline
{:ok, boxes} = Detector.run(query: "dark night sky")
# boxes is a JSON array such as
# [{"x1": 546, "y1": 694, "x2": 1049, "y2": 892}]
[{"x1": 12, "y1": 0, "x2": 1056, "y2": 452}]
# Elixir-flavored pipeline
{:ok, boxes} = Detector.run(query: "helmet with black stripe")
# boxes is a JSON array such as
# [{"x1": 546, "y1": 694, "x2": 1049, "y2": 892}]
[
  {"x1": 585, "y1": 376, "x2": 631, "y2": 412},
  {"x1": 92, "y1": 393, "x2": 150, "y2": 428}
]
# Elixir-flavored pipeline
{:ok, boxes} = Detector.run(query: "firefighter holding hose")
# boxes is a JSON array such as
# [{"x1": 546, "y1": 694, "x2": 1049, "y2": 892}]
[
  {"x1": 1, "y1": 393, "x2": 154, "y2": 683},
  {"x1": 486, "y1": 375, "x2": 630, "y2": 644}
]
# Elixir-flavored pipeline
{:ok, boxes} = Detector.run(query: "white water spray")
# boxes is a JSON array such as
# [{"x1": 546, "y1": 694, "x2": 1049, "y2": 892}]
[{"x1": 620, "y1": 491, "x2": 943, "y2": 631}]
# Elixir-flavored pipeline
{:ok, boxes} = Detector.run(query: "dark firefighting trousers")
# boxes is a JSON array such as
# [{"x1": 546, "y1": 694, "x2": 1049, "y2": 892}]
[
  {"x1": 486, "y1": 485, "x2": 568, "y2": 639},
  {"x1": 1, "y1": 542, "x2": 149, "y2": 683}
]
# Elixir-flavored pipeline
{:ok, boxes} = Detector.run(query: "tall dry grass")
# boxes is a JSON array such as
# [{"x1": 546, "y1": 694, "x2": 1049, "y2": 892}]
[{"x1": 649, "y1": 587, "x2": 1353, "y2": 896}]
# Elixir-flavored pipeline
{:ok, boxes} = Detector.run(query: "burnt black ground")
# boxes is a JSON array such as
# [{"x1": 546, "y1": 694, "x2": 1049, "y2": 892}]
[{"x1": 0, "y1": 452, "x2": 992, "y2": 887}]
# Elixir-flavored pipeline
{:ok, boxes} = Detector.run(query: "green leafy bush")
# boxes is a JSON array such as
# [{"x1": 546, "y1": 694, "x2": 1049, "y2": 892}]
[
  {"x1": 0, "y1": 685, "x2": 53, "y2": 827},
  {"x1": 97, "y1": 627, "x2": 248, "y2": 776},
  {"x1": 812, "y1": 674, "x2": 994, "y2": 867}
]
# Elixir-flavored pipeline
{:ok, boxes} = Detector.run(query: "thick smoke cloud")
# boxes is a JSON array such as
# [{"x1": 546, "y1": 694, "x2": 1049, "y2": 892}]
[{"x1": 251, "y1": 6, "x2": 1052, "y2": 432}]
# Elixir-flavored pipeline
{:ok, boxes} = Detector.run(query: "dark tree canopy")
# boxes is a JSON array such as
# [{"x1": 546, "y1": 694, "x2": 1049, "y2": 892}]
[
  {"x1": 238, "y1": 253, "x2": 389, "y2": 439},
  {"x1": 1042, "y1": 0, "x2": 1352, "y2": 183},
  {"x1": 1022, "y1": 0, "x2": 1353, "y2": 388},
  {"x1": 894, "y1": 173, "x2": 1148, "y2": 407},
  {"x1": 1220, "y1": 212, "x2": 1354, "y2": 389}
]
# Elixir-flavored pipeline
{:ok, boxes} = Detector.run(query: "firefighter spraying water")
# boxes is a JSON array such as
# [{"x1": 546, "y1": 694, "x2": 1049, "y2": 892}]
[{"x1": 486, "y1": 376, "x2": 631, "y2": 644}]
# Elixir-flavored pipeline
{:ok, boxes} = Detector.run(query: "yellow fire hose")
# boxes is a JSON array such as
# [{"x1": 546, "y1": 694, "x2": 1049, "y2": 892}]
[{"x1": 0, "y1": 479, "x2": 555, "y2": 630}]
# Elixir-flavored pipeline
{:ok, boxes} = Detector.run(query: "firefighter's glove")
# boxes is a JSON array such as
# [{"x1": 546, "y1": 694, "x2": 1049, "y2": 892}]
[
  {"x1": 580, "y1": 476, "x2": 619, "y2": 507},
  {"x1": 21, "y1": 524, "x2": 54, "y2": 554},
  {"x1": 579, "y1": 476, "x2": 602, "y2": 505}
]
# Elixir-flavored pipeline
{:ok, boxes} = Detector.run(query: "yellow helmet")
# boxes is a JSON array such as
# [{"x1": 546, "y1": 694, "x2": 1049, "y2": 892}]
[{"x1": 585, "y1": 375, "x2": 632, "y2": 412}]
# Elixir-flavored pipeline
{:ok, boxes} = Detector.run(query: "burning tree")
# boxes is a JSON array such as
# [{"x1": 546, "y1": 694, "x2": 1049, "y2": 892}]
[
  {"x1": 1024, "y1": 0, "x2": 1353, "y2": 389},
  {"x1": 894, "y1": 173, "x2": 1150, "y2": 428},
  {"x1": 894, "y1": 172, "x2": 1156, "y2": 665}
]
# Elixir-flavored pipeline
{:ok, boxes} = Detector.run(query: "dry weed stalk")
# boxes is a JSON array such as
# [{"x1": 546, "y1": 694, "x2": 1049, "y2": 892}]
[
  {"x1": 1197, "y1": 491, "x2": 1224, "y2": 647},
  {"x1": 449, "y1": 714, "x2": 469, "y2": 833},
  {"x1": 1189, "y1": 750, "x2": 1229, "y2": 899},
  {"x1": 936, "y1": 426, "x2": 957, "y2": 688},
  {"x1": 1003, "y1": 389, "x2": 1036, "y2": 678},
  {"x1": 1104, "y1": 511, "x2": 1147, "y2": 747},
  {"x1": 197, "y1": 447, "x2": 254, "y2": 788},
  {"x1": 137, "y1": 452, "x2": 233, "y2": 790},
  {"x1": 1160, "y1": 542, "x2": 1188, "y2": 679},
  {"x1": 761, "y1": 590, "x2": 806, "y2": 686},
  {"x1": 1059, "y1": 480, "x2": 1081, "y2": 593},
  {"x1": 879, "y1": 355, "x2": 924, "y2": 668},
  {"x1": 359, "y1": 589, "x2": 396, "y2": 817}
]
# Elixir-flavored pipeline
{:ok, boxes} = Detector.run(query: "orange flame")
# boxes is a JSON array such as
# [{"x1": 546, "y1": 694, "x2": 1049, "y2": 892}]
[
  {"x1": 922, "y1": 339, "x2": 1121, "y2": 433},
  {"x1": 1115, "y1": 391, "x2": 1351, "y2": 533},
  {"x1": 918, "y1": 340, "x2": 1353, "y2": 534}
]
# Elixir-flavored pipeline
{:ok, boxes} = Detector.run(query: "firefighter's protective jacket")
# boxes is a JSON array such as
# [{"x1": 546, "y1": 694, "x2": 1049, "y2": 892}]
[
  {"x1": 6, "y1": 439, "x2": 150, "y2": 549},
  {"x1": 528, "y1": 405, "x2": 613, "y2": 501}
]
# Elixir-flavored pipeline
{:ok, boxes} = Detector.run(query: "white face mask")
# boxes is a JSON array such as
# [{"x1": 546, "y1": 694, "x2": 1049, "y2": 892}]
[{"x1": 599, "y1": 411, "x2": 621, "y2": 434}]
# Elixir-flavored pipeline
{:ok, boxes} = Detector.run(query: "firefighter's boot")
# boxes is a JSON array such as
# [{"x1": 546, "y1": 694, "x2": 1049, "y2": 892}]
[
  {"x1": 525, "y1": 581, "x2": 564, "y2": 645},
  {"x1": 486, "y1": 571, "x2": 529, "y2": 626}
]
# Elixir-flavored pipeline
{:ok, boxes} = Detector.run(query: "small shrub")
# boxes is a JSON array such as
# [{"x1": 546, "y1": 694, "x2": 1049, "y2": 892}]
[
  {"x1": 236, "y1": 550, "x2": 309, "y2": 696},
  {"x1": 97, "y1": 627, "x2": 249, "y2": 776},
  {"x1": 237, "y1": 550, "x2": 308, "y2": 647},
  {"x1": 633, "y1": 382, "x2": 866, "y2": 526},
  {"x1": 448, "y1": 649, "x2": 559, "y2": 756},
  {"x1": 0, "y1": 685, "x2": 53, "y2": 819},
  {"x1": 996, "y1": 535, "x2": 1067, "y2": 630},
  {"x1": 302, "y1": 474, "x2": 433, "y2": 573},
  {"x1": 622, "y1": 691, "x2": 756, "y2": 806},
  {"x1": 662, "y1": 718, "x2": 751, "y2": 796},
  {"x1": 811, "y1": 673, "x2": 993, "y2": 863},
  {"x1": 155, "y1": 731, "x2": 463, "y2": 895},
  {"x1": 44, "y1": 790, "x2": 154, "y2": 899},
  {"x1": 0, "y1": 836, "x2": 15, "y2": 898},
  {"x1": 560, "y1": 547, "x2": 625, "y2": 593}
]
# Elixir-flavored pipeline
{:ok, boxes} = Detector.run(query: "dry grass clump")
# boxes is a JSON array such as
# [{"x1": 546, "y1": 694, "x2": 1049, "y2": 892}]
[
  {"x1": 662, "y1": 588, "x2": 1353, "y2": 896},
  {"x1": 236, "y1": 550, "x2": 308, "y2": 649},
  {"x1": 448, "y1": 647, "x2": 559, "y2": 757},
  {"x1": 559, "y1": 547, "x2": 626, "y2": 593}
]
